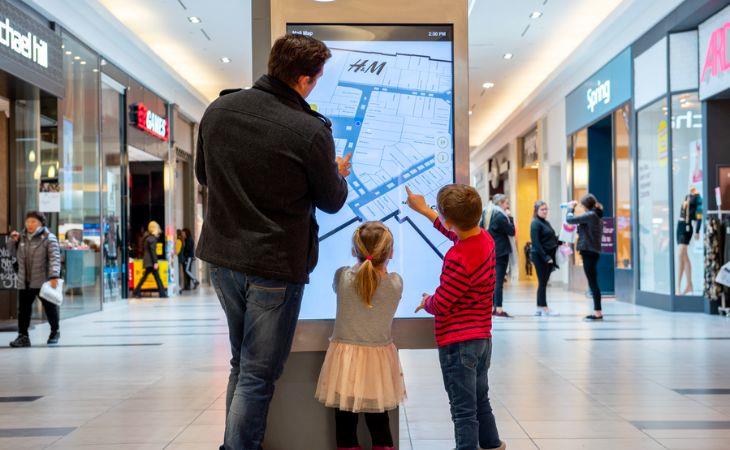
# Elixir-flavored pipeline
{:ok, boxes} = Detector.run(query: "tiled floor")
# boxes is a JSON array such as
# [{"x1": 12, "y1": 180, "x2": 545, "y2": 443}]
[{"x1": 1, "y1": 283, "x2": 730, "y2": 449}]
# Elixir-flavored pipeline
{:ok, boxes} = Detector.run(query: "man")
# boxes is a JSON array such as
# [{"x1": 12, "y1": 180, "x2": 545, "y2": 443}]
[
  {"x1": 482, "y1": 194, "x2": 515, "y2": 318},
  {"x1": 195, "y1": 34, "x2": 351, "y2": 449}
]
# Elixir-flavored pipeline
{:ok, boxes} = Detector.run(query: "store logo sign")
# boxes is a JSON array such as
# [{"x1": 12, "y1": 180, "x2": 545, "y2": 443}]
[
  {"x1": 700, "y1": 21, "x2": 730, "y2": 83},
  {"x1": 586, "y1": 80, "x2": 611, "y2": 113},
  {"x1": 0, "y1": 16, "x2": 48, "y2": 68},
  {"x1": 131, "y1": 103, "x2": 168, "y2": 141}
]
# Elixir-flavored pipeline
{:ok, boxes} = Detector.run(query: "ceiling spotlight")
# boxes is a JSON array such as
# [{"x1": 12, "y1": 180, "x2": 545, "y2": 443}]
[
  {"x1": 92, "y1": 68, "x2": 99, "y2": 72},
  {"x1": 529, "y1": 11, "x2": 543, "y2": 19},
  {"x1": 482, "y1": 82, "x2": 495, "y2": 89},
  {"x1": 80, "y1": 60, "x2": 86, "y2": 65},
  {"x1": 503, "y1": 53, "x2": 514, "y2": 60},
  {"x1": 220, "y1": 57, "x2": 231, "y2": 63},
  {"x1": 64, "y1": 50, "x2": 72, "y2": 55},
  {"x1": 188, "y1": 16, "x2": 202, "y2": 24},
  {"x1": 315, "y1": 0, "x2": 336, "y2": 2},
  {"x1": 469, "y1": 110, "x2": 473, "y2": 116},
  {"x1": 74, "y1": 56, "x2": 80, "y2": 60}
]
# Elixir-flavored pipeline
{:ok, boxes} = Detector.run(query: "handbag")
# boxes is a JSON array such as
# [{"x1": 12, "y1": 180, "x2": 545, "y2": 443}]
[
  {"x1": 39, "y1": 279, "x2": 64, "y2": 306},
  {"x1": 715, "y1": 262, "x2": 730, "y2": 288}
]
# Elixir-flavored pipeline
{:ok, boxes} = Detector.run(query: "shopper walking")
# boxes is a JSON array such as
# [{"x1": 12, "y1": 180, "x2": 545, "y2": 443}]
[
  {"x1": 483, "y1": 193, "x2": 515, "y2": 318},
  {"x1": 196, "y1": 34, "x2": 350, "y2": 449},
  {"x1": 182, "y1": 228, "x2": 199, "y2": 290},
  {"x1": 8, "y1": 211, "x2": 62, "y2": 347},
  {"x1": 530, "y1": 201, "x2": 559, "y2": 316},
  {"x1": 133, "y1": 221, "x2": 167, "y2": 298},
  {"x1": 566, "y1": 194, "x2": 604, "y2": 321}
]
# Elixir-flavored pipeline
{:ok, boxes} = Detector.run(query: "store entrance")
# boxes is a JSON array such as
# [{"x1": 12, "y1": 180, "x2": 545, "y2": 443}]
[
  {"x1": 127, "y1": 148, "x2": 166, "y2": 295},
  {"x1": 570, "y1": 104, "x2": 633, "y2": 299}
]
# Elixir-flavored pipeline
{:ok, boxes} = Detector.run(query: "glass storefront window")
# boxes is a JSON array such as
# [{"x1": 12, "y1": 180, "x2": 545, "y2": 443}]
[
  {"x1": 637, "y1": 98, "x2": 671, "y2": 294},
  {"x1": 58, "y1": 33, "x2": 101, "y2": 316},
  {"x1": 671, "y1": 92, "x2": 703, "y2": 296},
  {"x1": 571, "y1": 129, "x2": 588, "y2": 267},
  {"x1": 101, "y1": 79, "x2": 124, "y2": 302},
  {"x1": 614, "y1": 106, "x2": 632, "y2": 269}
]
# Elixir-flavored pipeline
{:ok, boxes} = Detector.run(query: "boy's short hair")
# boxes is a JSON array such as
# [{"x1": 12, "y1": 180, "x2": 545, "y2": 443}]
[
  {"x1": 437, "y1": 184, "x2": 483, "y2": 230},
  {"x1": 268, "y1": 34, "x2": 331, "y2": 87}
]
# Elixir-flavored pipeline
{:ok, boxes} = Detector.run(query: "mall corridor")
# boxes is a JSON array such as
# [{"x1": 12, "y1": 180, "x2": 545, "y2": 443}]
[{"x1": 2, "y1": 286, "x2": 730, "y2": 450}]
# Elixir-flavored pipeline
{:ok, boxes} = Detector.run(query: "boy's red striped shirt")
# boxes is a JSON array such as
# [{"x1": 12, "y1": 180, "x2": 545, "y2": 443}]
[{"x1": 424, "y1": 218, "x2": 496, "y2": 347}]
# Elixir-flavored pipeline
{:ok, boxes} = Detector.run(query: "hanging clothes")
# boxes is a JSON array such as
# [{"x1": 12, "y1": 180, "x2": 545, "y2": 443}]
[{"x1": 704, "y1": 217, "x2": 725, "y2": 301}]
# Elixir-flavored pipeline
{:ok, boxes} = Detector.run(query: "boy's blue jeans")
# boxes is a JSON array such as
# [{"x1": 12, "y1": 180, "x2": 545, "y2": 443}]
[
  {"x1": 438, "y1": 338, "x2": 501, "y2": 450},
  {"x1": 210, "y1": 265, "x2": 304, "y2": 450}
]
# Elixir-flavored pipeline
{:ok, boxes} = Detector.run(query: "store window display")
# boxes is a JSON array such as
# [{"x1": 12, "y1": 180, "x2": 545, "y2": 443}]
[
  {"x1": 671, "y1": 92, "x2": 703, "y2": 296},
  {"x1": 637, "y1": 98, "x2": 671, "y2": 295}
]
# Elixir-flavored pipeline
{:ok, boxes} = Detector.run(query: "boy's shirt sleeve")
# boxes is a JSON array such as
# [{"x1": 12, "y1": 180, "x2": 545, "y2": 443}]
[
  {"x1": 424, "y1": 253, "x2": 471, "y2": 316},
  {"x1": 433, "y1": 217, "x2": 459, "y2": 243}
]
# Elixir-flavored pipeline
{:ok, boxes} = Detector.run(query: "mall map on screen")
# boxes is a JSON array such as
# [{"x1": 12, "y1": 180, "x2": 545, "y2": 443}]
[{"x1": 287, "y1": 24, "x2": 455, "y2": 319}]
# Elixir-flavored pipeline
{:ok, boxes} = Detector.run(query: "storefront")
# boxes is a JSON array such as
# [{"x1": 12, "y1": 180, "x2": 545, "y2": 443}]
[
  {"x1": 564, "y1": 48, "x2": 633, "y2": 301},
  {"x1": 628, "y1": 0, "x2": 730, "y2": 313},
  {"x1": 698, "y1": 4, "x2": 730, "y2": 314},
  {"x1": 1, "y1": 0, "x2": 195, "y2": 323}
]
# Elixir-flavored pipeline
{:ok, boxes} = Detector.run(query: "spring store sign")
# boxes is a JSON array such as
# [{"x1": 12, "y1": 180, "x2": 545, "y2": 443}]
[{"x1": 699, "y1": 5, "x2": 730, "y2": 100}]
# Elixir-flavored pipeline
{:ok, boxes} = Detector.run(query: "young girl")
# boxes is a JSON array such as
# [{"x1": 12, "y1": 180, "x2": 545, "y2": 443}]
[{"x1": 315, "y1": 221, "x2": 406, "y2": 450}]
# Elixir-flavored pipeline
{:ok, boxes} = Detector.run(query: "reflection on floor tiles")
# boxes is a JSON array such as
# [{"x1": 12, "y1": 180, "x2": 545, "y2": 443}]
[{"x1": 1, "y1": 284, "x2": 730, "y2": 449}]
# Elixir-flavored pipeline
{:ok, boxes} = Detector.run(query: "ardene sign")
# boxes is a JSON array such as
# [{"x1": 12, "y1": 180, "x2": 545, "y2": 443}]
[
  {"x1": 565, "y1": 47, "x2": 631, "y2": 135},
  {"x1": 130, "y1": 103, "x2": 168, "y2": 141},
  {"x1": 0, "y1": 2, "x2": 63, "y2": 97},
  {"x1": 699, "y1": 5, "x2": 730, "y2": 100}
]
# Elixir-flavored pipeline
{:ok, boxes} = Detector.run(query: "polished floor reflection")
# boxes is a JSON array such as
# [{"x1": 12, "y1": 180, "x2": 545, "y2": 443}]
[{"x1": 1, "y1": 284, "x2": 730, "y2": 449}]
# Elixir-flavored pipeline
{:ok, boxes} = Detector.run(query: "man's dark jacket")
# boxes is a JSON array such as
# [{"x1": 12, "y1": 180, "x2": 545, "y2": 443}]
[
  {"x1": 195, "y1": 75, "x2": 348, "y2": 283},
  {"x1": 487, "y1": 211, "x2": 515, "y2": 258}
]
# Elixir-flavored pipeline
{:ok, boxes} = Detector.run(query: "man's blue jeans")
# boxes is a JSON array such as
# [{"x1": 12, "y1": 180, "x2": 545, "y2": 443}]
[
  {"x1": 438, "y1": 339, "x2": 501, "y2": 450},
  {"x1": 210, "y1": 265, "x2": 305, "y2": 450}
]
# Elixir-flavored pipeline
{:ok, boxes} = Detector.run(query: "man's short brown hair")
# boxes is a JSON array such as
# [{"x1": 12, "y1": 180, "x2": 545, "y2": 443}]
[
  {"x1": 437, "y1": 184, "x2": 483, "y2": 230},
  {"x1": 268, "y1": 34, "x2": 332, "y2": 87}
]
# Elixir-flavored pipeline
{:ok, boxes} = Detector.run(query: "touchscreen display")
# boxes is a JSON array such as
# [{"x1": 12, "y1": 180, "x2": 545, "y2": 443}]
[{"x1": 286, "y1": 24, "x2": 455, "y2": 319}]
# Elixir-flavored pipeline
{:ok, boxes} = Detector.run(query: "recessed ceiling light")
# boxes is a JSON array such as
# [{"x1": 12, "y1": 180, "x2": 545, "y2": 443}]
[
  {"x1": 92, "y1": 68, "x2": 99, "y2": 72},
  {"x1": 80, "y1": 60, "x2": 86, "y2": 65},
  {"x1": 315, "y1": 0, "x2": 336, "y2": 2},
  {"x1": 188, "y1": 16, "x2": 202, "y2": 24},
  {"x1": 64, "y1": 50, "x2": 72, "y2": 55},
  {"x1": 482, "y1": 82, "x2": 495, "y2": 89},
  {"x1": 74, "y1": 56, "x2": 80, "y2": 60},
  {"x1": 503, "y1": 53, "x2": 514, "y2": 60},
  {"x1": 469, "y1": 110, "x2": 473, "y2": 116},
  {"x1": 220, "y1": 57, "x2": 231, "y2": 63},
  {"x1": 529, "y1": 11, "x2": 543, "y2": 19}
]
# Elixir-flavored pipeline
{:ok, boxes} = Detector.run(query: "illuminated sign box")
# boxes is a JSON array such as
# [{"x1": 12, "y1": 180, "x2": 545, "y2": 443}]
[{"x1": 130, "y1": 102, "x2": 168, "y2": 141}]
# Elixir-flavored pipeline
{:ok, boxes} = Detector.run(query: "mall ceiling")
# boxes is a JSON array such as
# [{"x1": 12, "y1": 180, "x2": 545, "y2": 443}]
[{"x1": 95, "y1": 0, "x2": 628, "y2": 147}]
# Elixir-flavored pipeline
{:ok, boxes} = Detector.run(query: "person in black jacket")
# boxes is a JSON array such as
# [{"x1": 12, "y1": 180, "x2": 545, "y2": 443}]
[
  {"x1": 182, "y1": 228, "x2": 199, "y2": 290},
  {"x1": 195, "y1": 34, "x2": 350, "y2": 449},
  {"x1": 530, "y1": 201, "x2": 559, "y2": 316},
  {"x1": 566, "y1": 194, "x2": 604, "y2": 321},
  {"x1": 133, "y1": 221, "x2": 166, "y2": 298},
  {"x1": 483, "y1": 193, "x2": 515, "y2": 318}
]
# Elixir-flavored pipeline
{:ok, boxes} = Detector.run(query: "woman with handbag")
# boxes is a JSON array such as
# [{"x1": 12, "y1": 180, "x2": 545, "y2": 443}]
[
  {"x1": 133, "y1": 221, "x2": 167, "y2": 298},
  {"x1": 8, "y1": 211, "x2": 62, "y2": 347},
  {"x1": 530, "y1": 201, "x2": 560, "y2": 316}
]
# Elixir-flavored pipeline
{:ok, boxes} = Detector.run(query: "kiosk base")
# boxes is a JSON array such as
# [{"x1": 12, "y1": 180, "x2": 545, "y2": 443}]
[{"x1": 265, "y1": 351, "x2": 399, "y2": 450}]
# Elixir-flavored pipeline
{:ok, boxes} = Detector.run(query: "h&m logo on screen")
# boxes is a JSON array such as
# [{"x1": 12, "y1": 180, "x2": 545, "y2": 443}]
[
  {"x1": 348, "y1": 59, "x2": 387, "y2": 76},
  {"x1": 0, "y1": 16, "x2": 48, "y2": 68},
  {"x1": 586, "y1": 80, "x2": 611, "y2": 113}
]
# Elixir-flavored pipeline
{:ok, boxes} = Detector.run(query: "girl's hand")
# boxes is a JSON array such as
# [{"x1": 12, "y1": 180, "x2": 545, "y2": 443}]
[
  {"x1": 49, "y1": 279, "x2": 59, "y2": 289},
  {"x1": 414, "y1": 293, "x2": 430, "y2": 313},
  {"x1": 568, "y1": 200, "x2": 578, "y2": 208}
]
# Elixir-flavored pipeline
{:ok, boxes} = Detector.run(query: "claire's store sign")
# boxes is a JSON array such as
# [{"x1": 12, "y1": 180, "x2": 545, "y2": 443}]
[
  {"x1": 130, "y1": 103, "x2": 169, "y2": 141},
  {"x1": 0, "y1": 1, "x2": 63, "y2": 97},
  {"x1": 565, "y1": 48, "x2": 631, "y2": 135},
  {"x1": 699, "y1": 5, "x2": 730, "y2": 100}
]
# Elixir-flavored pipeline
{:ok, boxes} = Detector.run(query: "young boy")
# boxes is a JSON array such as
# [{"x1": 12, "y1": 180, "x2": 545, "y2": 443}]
[{"x1": 406, "y1": 184, "x2": 504, "y2": 450}]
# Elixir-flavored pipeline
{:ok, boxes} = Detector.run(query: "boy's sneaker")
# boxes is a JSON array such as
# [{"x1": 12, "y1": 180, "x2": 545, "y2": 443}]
[
  {"x1": 481, "y1": 441, "x2": 507, "y2": 450},
  {"x1": 47, "y1": 331, "x2": 60, "y2": 345},
  {"x1": 9, "y1": 335, "x2": 31, "y2": 347},
  {"x1": 584, "y1": 314, "x2": 603, "y2": 321}
]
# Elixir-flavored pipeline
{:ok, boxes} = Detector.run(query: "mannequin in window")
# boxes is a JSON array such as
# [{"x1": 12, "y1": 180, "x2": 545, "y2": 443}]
[{"x1": 676, "y1": 186, "x2": 702, "y2": 295}]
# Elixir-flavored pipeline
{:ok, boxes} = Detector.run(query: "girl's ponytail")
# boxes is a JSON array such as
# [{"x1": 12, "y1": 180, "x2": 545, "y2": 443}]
[{"x1": 352, "y1": 222, "x2": 394, "y2": 308}]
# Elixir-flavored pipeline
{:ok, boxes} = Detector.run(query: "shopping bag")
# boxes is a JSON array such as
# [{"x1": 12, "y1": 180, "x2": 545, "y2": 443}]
[
  {"x1": 39, "y1": 279, "x2": 64, "y2": 306},
  {"x1": 558, "y1": 222, "x2": 577, "y2": 244},
  {"x1": 715, "y1": 262, "x2": 730, "y2": 287}
]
